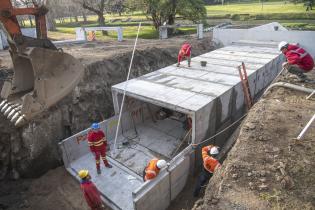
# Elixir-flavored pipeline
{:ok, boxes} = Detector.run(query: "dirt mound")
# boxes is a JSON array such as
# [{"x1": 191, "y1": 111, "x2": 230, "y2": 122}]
[
  {"x1": 193, "y1": 72, "x2": 315, "y2": 209},
  {"x1": 0, "y1": 167, "x2": 91, "y2": 210}
]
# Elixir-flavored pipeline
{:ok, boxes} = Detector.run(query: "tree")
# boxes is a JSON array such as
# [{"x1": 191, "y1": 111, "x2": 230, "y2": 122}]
[
  {"x1": 142, "y1": 0, "x2": 206, "y2": 29},
  {"x1": 74, "y1": 0, "x2": 108, "y2": 27}
]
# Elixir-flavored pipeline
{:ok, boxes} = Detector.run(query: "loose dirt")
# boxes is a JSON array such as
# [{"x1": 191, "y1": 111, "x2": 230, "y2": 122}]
[{"x1": 193, "y1": 71, "x2": 315, "y2": 210}]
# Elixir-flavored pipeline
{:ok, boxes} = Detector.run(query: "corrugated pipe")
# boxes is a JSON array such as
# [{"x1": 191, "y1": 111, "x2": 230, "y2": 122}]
[{"x1": 264, "y1": 82, "x2": 315, "y2": 95}]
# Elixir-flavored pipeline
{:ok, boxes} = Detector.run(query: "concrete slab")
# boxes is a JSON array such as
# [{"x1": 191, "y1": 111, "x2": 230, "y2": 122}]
[
  {"x1": 108, "y1": 117, "x2": 186, "y2": 175},
  {"x1": 70, "y1": 154, "x2": 142, "y2": 210}
]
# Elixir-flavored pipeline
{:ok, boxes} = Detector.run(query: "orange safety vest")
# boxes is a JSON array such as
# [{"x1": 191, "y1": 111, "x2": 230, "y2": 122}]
[
  {"x1": 87, "y1": 31, "x2": 96, "y2": 41},
  {"x1": 144, "y1": 159, "x2": 160, "y2": 181},
  {"x1": 202, "y1": 145, "x2": 221, "y2": 173}
]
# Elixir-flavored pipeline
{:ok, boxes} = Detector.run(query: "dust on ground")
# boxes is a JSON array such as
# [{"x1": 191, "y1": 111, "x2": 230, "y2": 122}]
[
  {"x1": 0, "y1": 167, "x2": 93, "y2": 210},
  {"x1": 193, "y1": 71, "x2": 315, "y2": 210}
]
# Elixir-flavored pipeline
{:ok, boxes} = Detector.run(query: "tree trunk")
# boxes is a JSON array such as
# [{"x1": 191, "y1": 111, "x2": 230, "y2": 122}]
[
  {"x1": 20, "y1": 20, "x2": 25, "y2": 27},
  {"x1": 28, "y1": 16, "x2": 33, "y2": 27},
  {"x1": 75, "y1": 16, "x2": 78, "y2": 22},
  {"x1": 98, "y1": 14, "x2": 108, "y2": 35},
  {"x1": 83, "y1": 13, "x2": 87, "y2": 23},
  {"x1": 46, "y1": 17, "x2": 57, "y2": 31}
]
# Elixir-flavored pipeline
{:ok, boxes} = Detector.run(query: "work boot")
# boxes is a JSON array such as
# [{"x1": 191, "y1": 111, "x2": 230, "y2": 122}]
[
  {"x1": 297, "y1": 73, "x2": 307, "y2": 82},
  {"x1": 97, "y1": 168, "x2": 101, "y2": 174},
  {"x1": 105, "y1": 164, "x2": 113, "y2": 168},
  {"x1": 177, "y1": 63, "x2": 180, "y2": 67}
]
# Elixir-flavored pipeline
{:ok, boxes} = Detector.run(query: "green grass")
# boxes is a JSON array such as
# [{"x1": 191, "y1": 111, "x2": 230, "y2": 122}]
[
  {"x1": 206, "y1": 2, "x2": 315, "y2": 20},
  {"x1": 57, "y1": 25, "x2": 159, "y2": 39},
  {"x1": 281, "y1": 22, "x2": 315, "y2": 30},
  {"x1": 27, "y1": 1, "x2": 315, "y2": 40},
  {"x1": 206, "y1": 2, "x2": 315, "y2": 14}
]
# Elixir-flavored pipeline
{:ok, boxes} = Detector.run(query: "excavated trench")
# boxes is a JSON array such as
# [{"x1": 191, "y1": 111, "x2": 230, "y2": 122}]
[{"x1": 0, "y1": 38, "x2": 214, "y2": 180}]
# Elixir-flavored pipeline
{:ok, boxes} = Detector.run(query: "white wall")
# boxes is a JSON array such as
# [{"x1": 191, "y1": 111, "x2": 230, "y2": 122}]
[
  {"x1": 0, "y1": 28, "x2": 37, "y2": 50},
  {"x1": 214, "y1": 29, "x2": 315, "y2": 57}
]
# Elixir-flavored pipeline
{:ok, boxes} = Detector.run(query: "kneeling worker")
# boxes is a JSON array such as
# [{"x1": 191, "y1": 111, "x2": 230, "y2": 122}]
[
  {"x1": 279, "y1": 41, "x2": 314, "y2": 82},
  {"x1": 177, "y1": 42, "x2": 192, "y2": 67},
  {"x1": 143, "y1": 158, "x2": 167, "y2": 181},
  {"x1": 194, "y1": 145, "x2": 221, "y2": 197},
  {"x1": 79, "y1": 170, "x2": 105, "y2": 210}
]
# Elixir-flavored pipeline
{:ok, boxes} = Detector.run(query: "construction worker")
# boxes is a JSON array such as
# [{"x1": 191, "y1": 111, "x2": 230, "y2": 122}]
[
  {"x1": 78, "y1": 170, "x2": 105, "y2": 210},
  {"x1": 87, "y1": 123, "x2": 112, "y2": 175},
  {"x1": 193, "y1": 145, "x2": 221, "y2": 197},
  {"x1": 177, "y1": 42, "x2": 192, "y2": 67},
  {"x1": 143, "y1": 159, "x2": 167, "y2": 181},
  {"x1": 278, "y1": 41, "x2": 314, "y2": 82}
]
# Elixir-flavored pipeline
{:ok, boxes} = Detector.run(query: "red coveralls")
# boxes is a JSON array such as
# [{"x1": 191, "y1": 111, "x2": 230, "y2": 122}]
[
  {"x1": 178, "y1": 43, "x2": 192, "y2": 65},
  {"x1": 284, "y1": 44, "x2": 314, "y2": 72},
  {"x1": 87, "y1": 130, "x2": 110, "y2": 170},
  {"x1": 80, "y1": 180, "x2": 103, "y2": 210}
]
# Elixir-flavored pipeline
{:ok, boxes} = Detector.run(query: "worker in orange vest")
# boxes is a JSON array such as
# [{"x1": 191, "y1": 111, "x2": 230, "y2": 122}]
[
  {"x1": 87, "y1": 123, "x2": 112, "y2": 175},
  {"x1": 143, "y1": 159, "x2": 167, "y2": 181},
  {"x1": 177, "y1": 42, "x2": 192, "y2": 67},
  {"x1": 78, "y1": 169, "x2": 105, "y2": 210},
  {"x1": 193, "y1": 145, "x2": 221, "y2": 197}
]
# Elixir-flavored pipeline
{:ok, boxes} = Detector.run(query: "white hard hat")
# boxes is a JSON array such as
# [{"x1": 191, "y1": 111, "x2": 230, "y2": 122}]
[
  {"x1": 278, "y1": 41, "x2": 288, "y2": 51},
  {"x1": 156, "y1": 160, "x2": 167, "y2": 169},
  {"x1": 210, "y1": 146, "x2": 219, "y2": 155}
]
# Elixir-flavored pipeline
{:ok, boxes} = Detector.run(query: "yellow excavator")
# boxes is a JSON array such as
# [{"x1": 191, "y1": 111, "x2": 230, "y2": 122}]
[{"x1": 0, "y1": 0, "x2": 84, "y2": 126}]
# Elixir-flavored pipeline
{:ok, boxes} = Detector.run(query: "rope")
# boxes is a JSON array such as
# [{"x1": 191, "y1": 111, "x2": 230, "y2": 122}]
[
  {"x1": 191, "y1": 114, "x2": 247, "y2": 147},
  {"x1": 170, "y1": 129, "x2": 192, "y2": 159},
  {"x1": 113, "y1": 22, "x2": 142, "y2": 156}
]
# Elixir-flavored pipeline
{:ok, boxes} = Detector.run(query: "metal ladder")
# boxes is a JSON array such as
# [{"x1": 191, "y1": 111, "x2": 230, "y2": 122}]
[{"x1": 238, "y1": 62, "x2": 253, "y2": 110}]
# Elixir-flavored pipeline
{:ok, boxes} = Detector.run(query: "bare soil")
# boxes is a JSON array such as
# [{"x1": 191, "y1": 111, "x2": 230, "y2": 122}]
[
  {"x1": 0, "y1": 167, "x2": 90, "y2": 210},
  {"x1": 193, "y1": 71, "x2": 315, "y2": 210}
]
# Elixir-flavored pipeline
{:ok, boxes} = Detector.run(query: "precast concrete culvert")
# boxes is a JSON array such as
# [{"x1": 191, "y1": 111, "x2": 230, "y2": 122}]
[
  {"x1": 60, "y1": 40, "x2": 284, "y2": 210},
  {"x1": 0, "y1": 38, "x2": 214, "y2": 180}
]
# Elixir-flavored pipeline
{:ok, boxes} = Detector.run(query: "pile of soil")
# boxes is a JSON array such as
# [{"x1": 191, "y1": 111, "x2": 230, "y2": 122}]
[{"x1": 193, "y1": 72, "x2": 315, "y2": 209}]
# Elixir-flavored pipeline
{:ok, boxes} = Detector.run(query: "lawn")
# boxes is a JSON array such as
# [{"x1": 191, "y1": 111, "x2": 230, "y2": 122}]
[
  {"x1": 56, "y1": 25, "x2": 196, "y2": 40},
  {"x1": 206, "y1": 2, "x2": 314, "y2": 14},
  {"x1": 44, "y1": 1, "x2": 315, "y2": 40}
]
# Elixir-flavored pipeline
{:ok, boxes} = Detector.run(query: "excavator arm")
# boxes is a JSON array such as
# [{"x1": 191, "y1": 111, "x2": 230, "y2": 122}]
[{"x1": 0, "y1": 0, "x2": 84, "y2": 126}]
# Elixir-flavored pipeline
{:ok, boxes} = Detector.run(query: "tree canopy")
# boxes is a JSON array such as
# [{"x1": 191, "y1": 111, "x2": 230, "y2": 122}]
[{"x1": 142, "y1": 0, "x2": 206, "y2": 29}]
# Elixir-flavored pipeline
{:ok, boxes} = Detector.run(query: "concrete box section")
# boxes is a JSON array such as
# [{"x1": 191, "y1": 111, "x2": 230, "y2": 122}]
[
  {"x1": 60, "y1": 40, "x2": 283, "y2": 210},
  {"x1": 112, "y1": 41, "x2": 283, "y2": 146}
]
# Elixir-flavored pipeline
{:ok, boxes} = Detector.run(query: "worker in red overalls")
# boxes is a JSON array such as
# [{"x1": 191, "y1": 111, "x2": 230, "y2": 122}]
[
  {"x1": 78, "y1": 169, "x2": 105, "y2": 210},
  {"x1": 193, "y1": 145, "x2": 221, "y2": 197},
  {"x1": 278, "y1": 41, "x2": 314, "y2": 82},
  {"x1": 177, "y1": 42, "x2": 192, "y2": 67},
  {"x1": 143, "y1": 158, "x2": 167, "y2": 181},
  {"x1": 88, "y1": 123, "x2": 112, "y2": 174}
]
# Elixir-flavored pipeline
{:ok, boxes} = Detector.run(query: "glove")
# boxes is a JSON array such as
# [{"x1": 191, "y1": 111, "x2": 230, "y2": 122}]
[{"x1": 282, "y1": 62, "x2": 289, "y2": 69}]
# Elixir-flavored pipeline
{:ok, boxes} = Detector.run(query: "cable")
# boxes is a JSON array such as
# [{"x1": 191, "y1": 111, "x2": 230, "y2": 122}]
[
  {"x1": 191, "y1": 113, "x2": 247, "y2": 147},
  {"x1": 113, "y1": 22, "x2": 142, "y2": 156}
]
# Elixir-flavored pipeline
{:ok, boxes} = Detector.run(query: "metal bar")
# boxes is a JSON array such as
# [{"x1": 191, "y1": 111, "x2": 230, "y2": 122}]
[
  {"x1": 306, "y1": 90, "x2": 315, "y2": 100},
  {"x1": 297, "y1": 113, "x2": 315, "y2": 140}
]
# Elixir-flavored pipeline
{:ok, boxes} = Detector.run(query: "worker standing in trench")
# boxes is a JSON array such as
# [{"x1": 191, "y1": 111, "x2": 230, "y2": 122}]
[
  {"x1": 193, "y1": 145, "x2": 221, "y2": 197},
  {"x1": 177, "y1": 42, "x2": 192, "y2": 67},
  {"x1": 78, "y1": 170, "x2": 105, "y2": 210},
  {"x1": 278, "y1": 41, "x2": 314, "y2": 82},
  {"x1": 88, "y1": 123, "x2": 112, "y2": 175},
  {"x1": 143, "y1": 158, "x2": 167, "y2": 181}
]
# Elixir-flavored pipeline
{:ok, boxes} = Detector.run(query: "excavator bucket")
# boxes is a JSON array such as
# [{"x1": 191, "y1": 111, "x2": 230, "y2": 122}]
[{"x1": 0, "y1": 47, "x2": 84, "y2": 126}]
